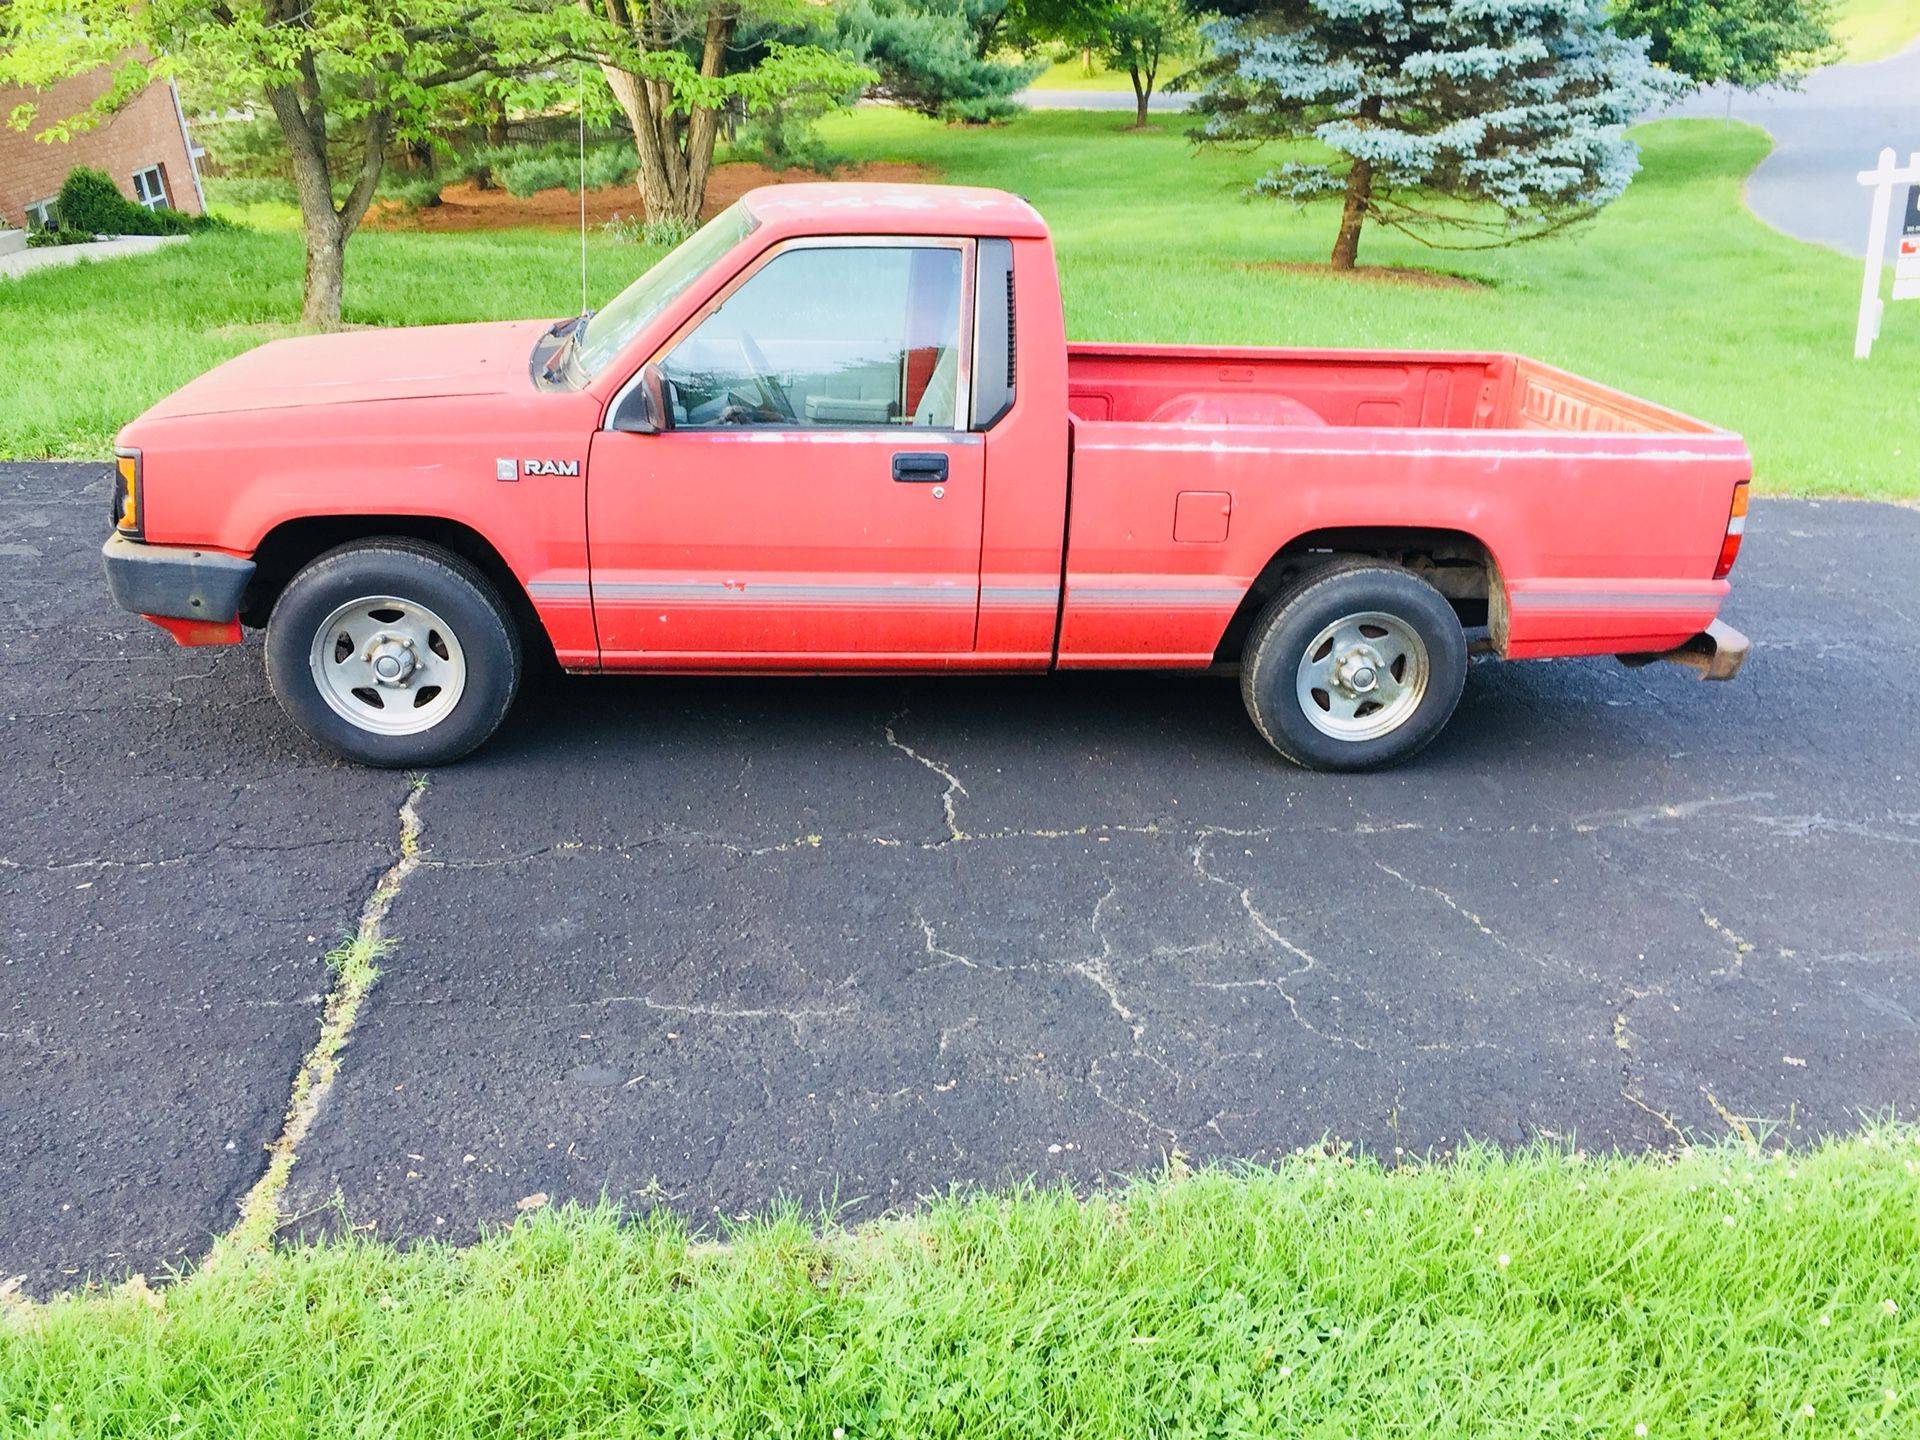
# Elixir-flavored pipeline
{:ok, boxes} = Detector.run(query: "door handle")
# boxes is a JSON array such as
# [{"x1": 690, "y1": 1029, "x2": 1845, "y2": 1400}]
[{"x1": 892, "y1": 452, "x2": 948, "y2": 483}]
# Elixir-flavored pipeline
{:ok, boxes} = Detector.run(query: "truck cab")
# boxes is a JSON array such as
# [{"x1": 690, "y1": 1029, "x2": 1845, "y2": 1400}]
[{"x1": 104, "y1": 183, "x2": 1749, "y2": 770}]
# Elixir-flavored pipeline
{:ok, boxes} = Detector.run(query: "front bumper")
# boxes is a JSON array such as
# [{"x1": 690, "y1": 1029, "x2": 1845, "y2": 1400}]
[
  {"x1": 102, "y1": 532, "x2": 255, "y2": 633},
  {"x1": 1618, "y1": 618, "x2": 1750, "y2": 682}
]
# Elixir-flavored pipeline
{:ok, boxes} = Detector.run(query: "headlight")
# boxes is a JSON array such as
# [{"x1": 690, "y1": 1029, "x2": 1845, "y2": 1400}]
[{"x1": 113, "y1": 447, "x2": 142, "y2": 536}]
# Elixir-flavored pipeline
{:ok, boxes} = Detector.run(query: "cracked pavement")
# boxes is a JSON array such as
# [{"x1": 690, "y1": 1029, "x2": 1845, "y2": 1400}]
[{"x1": 3, "y1": 462, "x2": 1917, "y2": 1296}]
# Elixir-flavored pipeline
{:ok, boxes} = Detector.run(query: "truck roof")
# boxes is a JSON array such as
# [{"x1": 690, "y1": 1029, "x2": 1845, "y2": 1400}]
[{"x1": 740, "y1": 182, "x2": 1049, "y2": 240}]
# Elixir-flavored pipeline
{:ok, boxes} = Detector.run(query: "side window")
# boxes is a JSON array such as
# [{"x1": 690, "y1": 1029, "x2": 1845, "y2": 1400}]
[{"x1": 660, "y1": 245, "x2": 965, "y2": 429}]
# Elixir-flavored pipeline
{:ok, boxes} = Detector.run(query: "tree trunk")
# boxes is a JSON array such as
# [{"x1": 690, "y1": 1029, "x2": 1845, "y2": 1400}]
[
  {"x1": 266, "y1": 63, "x2": 391, "y2": 329},
  {"x1": 599, "y1": 13, "x2": 733, "y2": 227},
  {"x1": 1130, "y1": 70, "x2": 1150, "y2": 129},
  {"x1": 1330, "y1": 162, "x2": 1371, "y2": 270},
  {"x1": 1330, "y1": 157, "x2": 1371, "y2": 270},
  {"x1": 301, "y1": 215, "x2": 347, "y2": 330},
  {"x1": 1330, "y1": 95, "x2": 1383, "y2": 271}
]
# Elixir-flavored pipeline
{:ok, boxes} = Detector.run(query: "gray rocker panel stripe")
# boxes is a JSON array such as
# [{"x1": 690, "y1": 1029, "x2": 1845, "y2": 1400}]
[
  {"x1": 1068, "y1": 586, "x2": 1243, "y2": 607},
  {"x1": 582, "y1": 581, "x2": 976, "y2": 605},
  {"x1": 532, "y1": 580, "x2": 1231, "y2": 608},
  {"x1": 982, "y1": 585, "x2": 1061, "y2": 605},
  {"x1": 1511, "y1": 590, "x2": 1719, "y2": 611}
]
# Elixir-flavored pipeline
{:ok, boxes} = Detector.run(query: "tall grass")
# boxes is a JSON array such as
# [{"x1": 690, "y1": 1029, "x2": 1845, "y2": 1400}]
[{"x1": 3, "y1": 1133, "x2": 1915, "y2": 1438}]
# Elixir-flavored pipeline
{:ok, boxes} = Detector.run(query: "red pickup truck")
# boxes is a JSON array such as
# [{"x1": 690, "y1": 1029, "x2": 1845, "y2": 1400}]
[{"x1": 103, "y1": 182, "x2": 1750, "y2": 771}]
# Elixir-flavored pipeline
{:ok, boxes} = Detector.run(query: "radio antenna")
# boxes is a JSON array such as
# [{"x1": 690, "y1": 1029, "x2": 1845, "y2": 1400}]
[{"x1": 578, "y1": 62, "x2": 589, "y2": 317}]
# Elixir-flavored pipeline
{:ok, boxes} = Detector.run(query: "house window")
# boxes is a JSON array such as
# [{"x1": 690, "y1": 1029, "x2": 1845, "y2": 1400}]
[
  {"x1": 24, "y1": 198, "x2": 60, "y2": 232},
  {"x1": 131, "y1": 165, "x2": 170, "y2": 211}
]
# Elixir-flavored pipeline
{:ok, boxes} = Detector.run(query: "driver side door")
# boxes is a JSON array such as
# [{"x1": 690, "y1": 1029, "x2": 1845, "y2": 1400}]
[{"x1": 586, "y1": 238, "x2": 985, "y2": 663}]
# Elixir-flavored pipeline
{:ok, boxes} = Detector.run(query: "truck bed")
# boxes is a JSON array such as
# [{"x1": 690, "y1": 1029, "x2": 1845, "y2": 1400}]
[
  {"x1": 1065, "y1": 343, "x2": 1722, "y2": 435},
  {"x1": 1058, "y1": 343, "x2": 1748, "y2": 669}
]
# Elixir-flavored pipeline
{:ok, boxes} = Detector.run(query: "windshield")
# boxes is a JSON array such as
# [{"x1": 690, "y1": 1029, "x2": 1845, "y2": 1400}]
[{"x1": 574, "y1": 202, "x2": 758, "y2": 380}]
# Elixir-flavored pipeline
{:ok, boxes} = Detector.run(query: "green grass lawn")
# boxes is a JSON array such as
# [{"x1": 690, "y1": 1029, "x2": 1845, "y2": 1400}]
[
  {"x1": 4, "y1": 1133, "x2": 1916, "y2": 1438},
  {"x1": 1834, "y1": 0, "x2": 1920, "y2": 61},
  {"x1": 2, "y1": 111, "x2": 1916, "y2": 497}
]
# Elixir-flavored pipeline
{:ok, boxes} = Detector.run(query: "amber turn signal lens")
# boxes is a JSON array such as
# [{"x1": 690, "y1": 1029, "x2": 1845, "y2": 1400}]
[{"x1": 115, "y1": 452, "x2": 139, "y2": 532}]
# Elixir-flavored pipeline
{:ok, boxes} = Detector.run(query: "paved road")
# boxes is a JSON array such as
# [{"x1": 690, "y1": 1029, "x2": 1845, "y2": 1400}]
[
  {"x1": 1647, "y1": 44, "x2": 1919, "y2": 258},
  {"x1": 4, "y1": 463, "x2": 1917, "y2": 1296},
  {"x1": 0, "y1": 234, "x2": 189, "y2": 281},
  {"x1": 1020, "y1": 87, "x2": 1190, "y2": 113}
]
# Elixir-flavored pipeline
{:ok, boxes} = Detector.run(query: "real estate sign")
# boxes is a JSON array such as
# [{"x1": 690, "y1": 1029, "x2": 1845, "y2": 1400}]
[
  {"x1": 1854, "y1": 150, "x2": 1920, "y2": 359},
  {"x1": 1895, "y1": 185, "x2": 1920, "y2": 302}
]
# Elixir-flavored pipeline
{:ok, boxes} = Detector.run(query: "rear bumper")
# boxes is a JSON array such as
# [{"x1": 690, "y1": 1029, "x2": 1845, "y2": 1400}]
[
  {"x1": 1618, "y1": 618, "x2": 1749, "y2": 682},
  {"x1": 103, "y1": 533, "x2": 255, "y2": 630}
]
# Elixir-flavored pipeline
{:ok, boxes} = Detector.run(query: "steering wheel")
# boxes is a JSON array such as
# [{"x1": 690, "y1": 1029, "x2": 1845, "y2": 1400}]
[{"x1": 735, "y1": 332, "x2": 797, "y2": 423}]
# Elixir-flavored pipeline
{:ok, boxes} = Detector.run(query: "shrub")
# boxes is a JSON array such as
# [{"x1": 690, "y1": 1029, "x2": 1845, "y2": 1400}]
[
  {"x1": 55, "y1": 167, "x2": 199, "y2": 237},
  {"x1": 381, "y1": 174, "x2": 448, "y2": 211},
  {"x1": 493, "y1": 143, "x2": 637, "y2": 199},
  {"x1": 733, "y1": 93, "x2": 850, "y2": 174}
]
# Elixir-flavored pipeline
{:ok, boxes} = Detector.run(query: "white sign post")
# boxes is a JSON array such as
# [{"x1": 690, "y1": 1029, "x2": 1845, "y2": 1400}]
[{"x1": 1855, "y1": 147, "x2": 1920, "y2": 360}]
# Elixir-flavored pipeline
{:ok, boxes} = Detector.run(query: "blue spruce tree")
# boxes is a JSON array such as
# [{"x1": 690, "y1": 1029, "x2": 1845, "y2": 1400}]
[{"x1": 1190, "y1": 0, "x2": 1679, "y2": 268}]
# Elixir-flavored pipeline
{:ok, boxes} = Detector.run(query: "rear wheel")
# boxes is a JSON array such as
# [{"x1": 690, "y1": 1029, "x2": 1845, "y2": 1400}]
[
  {"x1": 1241, "y1": 562, "x2": 1467, "y2": 771},
  {"x1": 265, "y1": 539, "x2": 521, "y2": 767}
]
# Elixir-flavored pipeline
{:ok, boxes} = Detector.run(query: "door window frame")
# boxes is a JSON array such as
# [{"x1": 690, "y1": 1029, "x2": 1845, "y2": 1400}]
[
  {"x1": 604, "y1": 235, "x2": 978, "y2": 437},
  {"x1": 131, "y1": 165, "x2": 170, "y2": 210}
]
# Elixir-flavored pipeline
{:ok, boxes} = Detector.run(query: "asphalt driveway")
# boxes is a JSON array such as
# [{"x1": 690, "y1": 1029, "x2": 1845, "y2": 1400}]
[{"x1": 3, "y1": 462, "x2": 1917, "y2": 1297}]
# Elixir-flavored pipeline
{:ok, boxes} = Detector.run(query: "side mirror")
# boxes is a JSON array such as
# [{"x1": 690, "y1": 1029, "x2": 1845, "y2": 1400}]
[{"x1": 611, "y1": 363, "x2": 669, "y2": 434}]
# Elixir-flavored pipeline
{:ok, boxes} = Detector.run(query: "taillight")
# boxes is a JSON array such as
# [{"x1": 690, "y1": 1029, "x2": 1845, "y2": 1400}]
[
  {"x1": 1713, "y1": 479, "x2": 1748, "y2": 579},
  {"x1": 113, "y1": 448, "x2": 142, "y2": 536}
]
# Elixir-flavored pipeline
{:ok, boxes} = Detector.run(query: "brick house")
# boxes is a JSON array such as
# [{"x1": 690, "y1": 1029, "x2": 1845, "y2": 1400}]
[{"x1": 0, "y1": 67, "x2": 204, "y2": 232}]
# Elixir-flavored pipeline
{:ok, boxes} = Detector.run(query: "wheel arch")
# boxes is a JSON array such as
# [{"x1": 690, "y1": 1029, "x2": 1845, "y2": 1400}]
[
  {"x1": 1213, "y1": 525, "x2": 1509, "y2": 664},
  {"x1": 240, "y1": 514, "x2": 554, "y2": 667}
]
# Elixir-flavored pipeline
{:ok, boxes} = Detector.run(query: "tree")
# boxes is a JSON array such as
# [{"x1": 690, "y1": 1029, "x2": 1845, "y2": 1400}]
[
  {"x1": 0, "y1": 0, "x2": 594, "y2": 328},
  {"x1": 580, "y1": 1, "x2": 872, "y2": 227},
  {"x1": 838, "y1": 0, "x2": 1044, "y2": 122},
  {"x1": 1609, "y1": 0, "x2": 1839, "y2": 93},
  {"x1": 1188, "y1": 0, "x2": 1679, "y2": 270},
  {"x1": 1025, "y1": 0, "x2": 1199, "y2": 127}
]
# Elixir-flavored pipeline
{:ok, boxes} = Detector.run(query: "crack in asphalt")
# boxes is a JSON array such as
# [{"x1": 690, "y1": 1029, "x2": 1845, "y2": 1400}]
[
  {"x1": 1371, "y1": 860, "x2": 1514, "y2": 953},
  {"x1": 204, "y1": 778, "x2": 429, "y2": 1264},
  {"x1": 1702, "y1": 909, "x2": 1759, "y2": 980},
  {"x1": 1186, "y1": 832, "x2": 1372, "y2": 1053},
  {"x1": 396, "y1": 791, "x2": 1920, "y2": 874},
  {"x1": 1612, "y1": 984, "x2": 1687, "y2": 1143},
  {"x1": 882, "y1": 707, "x2": 971, "y2": 844},
  {"x1": 1067, "y1": 882, "x2": 1144, "y2": 1043}
]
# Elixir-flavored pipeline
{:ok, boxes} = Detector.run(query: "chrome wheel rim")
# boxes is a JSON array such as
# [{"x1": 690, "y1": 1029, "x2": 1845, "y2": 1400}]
[
  {"x1": 308, "y1": 595, "x2": 467, "y2": 736},
  {"x1": 1294, "y1": 610, "x2": 1429, "y2": 742}
]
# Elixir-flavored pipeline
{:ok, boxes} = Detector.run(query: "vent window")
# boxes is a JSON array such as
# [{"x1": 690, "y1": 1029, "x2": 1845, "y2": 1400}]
[{"x1": 971, "y1": 238, "x2": 1016, "y2": 430}]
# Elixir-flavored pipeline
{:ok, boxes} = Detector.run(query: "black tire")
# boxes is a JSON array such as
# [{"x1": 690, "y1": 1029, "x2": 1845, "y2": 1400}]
[
  {"x1": 1240, "y1": 561, "x2": 1467, "y2": 772},
  {"x1": 265, "y1": 539, "x2": 522, "y2": 767}
]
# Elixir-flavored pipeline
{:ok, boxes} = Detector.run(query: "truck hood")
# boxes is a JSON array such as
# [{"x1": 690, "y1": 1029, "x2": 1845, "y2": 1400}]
[{"x1": 142, "y1": 319, "x2": 553, "y2": 420}]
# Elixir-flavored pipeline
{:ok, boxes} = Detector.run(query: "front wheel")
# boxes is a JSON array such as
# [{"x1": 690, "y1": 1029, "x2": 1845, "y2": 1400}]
[
  {"x1": 1241, "y1": 562, "x2": 1468, "y2": 772},
  {"x1": 265, "y1": 539, "x2": 522, "y2": 767}
]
